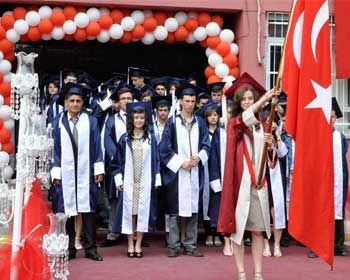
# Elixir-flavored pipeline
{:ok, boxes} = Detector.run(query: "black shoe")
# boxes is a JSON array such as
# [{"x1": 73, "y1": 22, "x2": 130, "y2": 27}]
[
  {"x1": 334, "y1": 250, "x2": 350, "y2": 257},
  {"x1": 244, "y1": 238, "x2": 251, "y2": 247},
  {"x1": 184, "y1": 248, "x2": 204, "y2": 257},
  {"x1": 85, "y1": 251, "x2": 103, "y2": 261},
  {"x1": 308, "y1": 251, "x2": 318, "y2": 258},
  {"x1": 127, "y1": 251, "x2": 135, "y2": 258},
  {"x1": 100, "y1": 238, "x2": 119, "y2": 247},
  {"x1": 168, "y1": 249, "x2": 179, "y2": 257},
  {"x1": 135, "y1": 251, "x2": 143, "y2": 258},
  {"x1": 68, "y1": 252, "x2": 76, "y2": 260}
]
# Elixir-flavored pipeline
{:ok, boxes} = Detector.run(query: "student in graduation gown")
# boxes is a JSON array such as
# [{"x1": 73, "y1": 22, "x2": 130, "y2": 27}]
[
  {"x1": 51, "y1": 82, "x2": 104, "y2": 261},
  {"x1": 101, "y1": 83, "x2": 135, "y2": 247},
  {"x1": 159, "y1": 83, "x2": 211, "y2": 258},
  {"x1": 111, "y1": 102, "x2": 161, "y2": 258},
  {"x1": 217, "y1": 73, "x2": 275, "y2": 280},
  {"x1": 206, "y1": 82, "x2": 225, "y2": 104}
]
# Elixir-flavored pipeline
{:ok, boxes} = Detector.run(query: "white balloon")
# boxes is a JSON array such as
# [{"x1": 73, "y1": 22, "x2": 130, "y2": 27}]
[
  {"x1": 188, "y1": 12, "x2": 198, "y2": 19},
  {"x1": 143, "y1": 10, "x2": 153, "y2": 18},
  {"x1": 4, "y1": 119, "x2": 14, "y2": 130},
  {"x1": 186, "y1": 33, "x2": 196, "y2": 44},
  {"x1": 0, "y1": 95, "x2": 4, "y2": 106},
  {"x1": 193, "y1": 27, "x2": 207, "y2": 41},
  {"x1": 3, "y1": 73, "x2": 12, "y2": 83},
  {"x1": 25, "y1": 11, "x2": 41, "y2": 26},
  {"x1": 99, "y1": 8, "x2": 110, "y2": 16},
  {"x1": 51, "y1": 27, "x2": 65, "y2": 40},
  {"x1": 6, "y1": 29, "x2": 20, "y2": 43},
  {"x1": 223, "y1": 75, "x2": 236, "y2": 83},
  {"x1": 38, "y1": 6, "x2": 53, "y2": 19},
  {"x1": 0, "y1": 152, "x2": 10, "y2": 165},
  {"x1": 2, "y1": 165, "x2": 13, "y2": 180},
  {"x1": 208, "y1": 53, "x2": 223, "y2": 67},
  {"x1": 97, "y1": 30, "x2": 110, "y2": 43},
  {"x1": 164, "y1": 18, "x2": 178, "y2": 32},
  {"x1": 74, "y1": 13, "x2": 90, "y2": 28},
  {"x1": 14, "y1": 19, "x2": 29, "y2": 35},
  {"x1": 205, "y1": 48, "x2": 216, "y2": 57},
  {"x1": 121, "y1": 17, "x2": 135, "y2": 31},
  {"x1": 220, "y1": 29, "x2": 235, "y2": 43},
  {"x1": 154, "y1": 26, "x2": 168, "y2": 41},
  {"x1": 215, "y1": 63, "x2": 230, "y2": 78},
  {"x1": 131, "y1": 10, "x2": 145, "y2": 24},
  {"x1": 63, "y1": 20, "x2": 77, "y2": 35},
  {"x1": 206, "y1": 22, "x2": 221, "y2": 36},
  {"x1": 0, "y1": 51, "x2": 3, "y2": 61},
  {"x1": 230, "y1": 43, "x2": 239, "y2": 55},
  {"x1": 42, "y1": 34, "x2": 52, "y2": 41},
  {"x1": 109, "y1": 24, "x2": 124, "y2": 39},
  {"x1": 175, "y1": 11, "x2": 188, "y2": 25},
  {"x1": 0, "y1": 105, "x2": 12, "y2": 121},
  {"x1": 0, "y1": 60, "x2": 11, "y2": 75},
  {"x1": 142, "y1": 32, "x2": 155, "y2": 45},
  {"x1": 52, "y1": 7, "x2": 63, "y2": 12},
  {"x1": 3, "y1": 11, "x2": 13, "y2": 16},
  {"x1": 87, "y1": 7, "x2": 101, "y2": 21}
]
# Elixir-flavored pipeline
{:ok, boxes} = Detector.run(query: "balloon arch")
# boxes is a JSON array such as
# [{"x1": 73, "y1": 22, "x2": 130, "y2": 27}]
[{"x1": 0, "y1": 5, "x2": 240, "y2": 160}]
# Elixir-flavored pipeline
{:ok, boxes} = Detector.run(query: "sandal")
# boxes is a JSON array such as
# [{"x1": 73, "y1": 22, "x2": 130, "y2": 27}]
[
  {"x1": 127, "y1": 251, "x2": 135, "y2": 258},
  {"x1": 238, "y1": 272, "x2": 246, "y2": 280},
  {"x1": 135, "y1": 251, "x2": 143, "y2": 258},
  {"x1": 253, "y1": 272, "x2": 263, "y2": 280}
]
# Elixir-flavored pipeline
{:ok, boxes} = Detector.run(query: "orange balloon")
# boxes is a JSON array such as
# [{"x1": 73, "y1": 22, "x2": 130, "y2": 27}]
[
  {"x1": 2, "y1": 142, "x2": 14, "y2": 154},
  {"x1": 165, "y1": 32, "x2": 175, "y2": 44},
  {"x1": 132, "y1": 25, "x2": 145, "y2": 39},
  {"x1": 63, "y1": 6, "x2": 77, "y2": 21},
  {"x1": 230, "y1": 67, "x2": 240, "y2": 78},
  {"x1": 4, "y1": 96, "x2": 10, "y2": 106},
  {"x1": 0, "y1": 128, "x2": 11, "y2": 143},
  {"x1": 0, "y1": 26, "x2": 5, "y2": 40},
  {"x1": 0, "y1": 73, "x2": 3, "y2": 84},
  {"x1": 211, "y1": 15, "x2": 224, "y2": 28},
  {"x1": 0, "y1": 83, "x2": 11, "y2": 97},
  {"x1": 200, "y1": 40, "x2": 208, "y2": 48},
  {"x1": 0, "y1": 119, "x2": 3, "y2": 129},
  {"x1": 154, "y1": 12, "x2": 167, "y2": 25},
  {"x1": 120, "y1": 31, "x2": 132, "y2": 43},
  {"x1": 0, "y1": 39, "x2": 13, "y2": 54},
  {"x1": 38, "y1": 19, "x2": 54, "y2": 34},
  {"x1": 76, "y1": 6, "x2": 87, "y2": 13},
  {"x1": 27, "y1": 27, "x2": 41, "y2": 41},
  {"x1": 99, "y1": 15, "x2": 113, "y2": 29},
  {"x1": 1, "y1": 15, "x2": 15, "y2": 30},
  {"x1": 143, "y1": 17, "x2": 157, "y2": 32},
  {"x1": 174, "y1": 26, "x2": 188, "y2": 41},
  {"x1": 216, "y1": 42, "x2": 230, "y2": 56},
  {"x1": 50, "y1": 11, "x2": 66, "y2": 26},
  {"x1": 204, "y1": 66, "x2": 215, "y2": 79},
  {"x1": 198, "y1": 12, "x2": 211, "y2": 27},
  {"x1": 184, "y1": 18, "x2": 198, "y2": 32},
  {"x1": 110, "y1": 9, "x2": 124, "y2": 23},
  {"x1": 4, "y1": 51, "x2": 15, "y2": 62},
  {"x1": 74, "y1": 28, "x2": 87, "y2": 42},
  {"x1": 223, "y1": 54, "x2": 238, "y2": 68},
  {"x1": 207, "y1": 36, "x2": 221, "y2": 49},
  {"x1": 86, "y1": 22, "x2": 101, "y2": 37},
  {"x1": 207, "y1": 75, "x2": 222, "y2": 84},
  {"x1": 13, "y1": 7, "x2": 27, "y2": 20}
]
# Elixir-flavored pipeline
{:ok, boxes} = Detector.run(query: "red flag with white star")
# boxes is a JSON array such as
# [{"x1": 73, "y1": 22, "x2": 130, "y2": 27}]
[{"x1": 282, "y1": 0, "x2": 334, "y2": 266}]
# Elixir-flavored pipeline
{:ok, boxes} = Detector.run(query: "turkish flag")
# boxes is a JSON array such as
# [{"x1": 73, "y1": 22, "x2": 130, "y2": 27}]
[{"x1": 282, "y1": 0, "x2": 334, "y2": 266}]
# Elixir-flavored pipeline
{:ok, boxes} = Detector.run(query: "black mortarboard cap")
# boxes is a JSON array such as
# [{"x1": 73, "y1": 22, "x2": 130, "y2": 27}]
[
  {"x1": 196, "y1": 100, "x2": 222, "y2": 119},
  {"x1": 332, "y1": 97, "x2": 343, "y2": 118},
  {"x1": 129, "y1": 67, "x2": 149, "y2": 78},
  {"x1": 176, "y1": 83, "x2": 201, "y2": 99},
  {"x1": 110, "y1": 82, "x2": 138, "y2": 101},
  {"x1": 152, "y1": 95, "x2": 172, "y2": 109},
  {"x1": 58, "y1": 82, "x2": 89, "y2": 105},
  {"x1": 151, "y1": 77, "x2": 169, "y2": 88},
  {"x1": 197, "y1": 92, "x2": 210, "y2": 101},
  {"x1": 207, "y1": 82, "x2": 225, "y2": 93},
  {"x1": 126, "y1": 101, "x2": 153, "y2": 125},
  {"x1": 78, "y1": 72, "x2": 99, "y2": 89}
]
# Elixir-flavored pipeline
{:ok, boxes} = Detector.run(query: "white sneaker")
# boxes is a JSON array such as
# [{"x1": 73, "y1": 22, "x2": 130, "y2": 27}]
[
  {"x1": 75, "y1": 239, "x2": 83, "y2": 250},
  {"x1": 263, "y1": 244, "x2": 271, "y2": 257},
  {"x1": 274, "y1": 246, "x2": 282, "y2": 257}
]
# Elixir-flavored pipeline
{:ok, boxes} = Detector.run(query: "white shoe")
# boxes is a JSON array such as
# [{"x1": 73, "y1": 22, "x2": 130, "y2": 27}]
[
  {"x1": 253, "y1": 272, "x2": 263, "y2": 280},
  {"x1": 205, "y1": 235, "x2": 214, "y2": 247},
  {"x1": 263, "y1": 244, "x2": 271, "y2": 257},
  {"x1": 75, "y1": 239, "x2": 83, "y2": 250},
  {"x1": 238, "y1": 272, "x2": 246, "y2": 280},
  {"x1": 274, "y1": 246, "x2": 282, "y2": 257}
]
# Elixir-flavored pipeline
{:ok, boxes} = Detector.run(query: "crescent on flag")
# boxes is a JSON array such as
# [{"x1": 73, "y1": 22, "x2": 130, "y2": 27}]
[
  {"x1": 311, "y1": 1, "x2": 329, "y2": 63},
  {"x1": 293, "y1": 11, "x2": 304, "y2": 68}
]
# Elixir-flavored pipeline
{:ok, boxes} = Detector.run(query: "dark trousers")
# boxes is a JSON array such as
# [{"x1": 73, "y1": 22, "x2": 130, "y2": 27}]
[
  {"x1": 203, "y1": 220, "x2": 219, "y2": 237},
  {"x1": 334, "y1": 219, "x2": 345, "y2": 253},
  {"x1": 67, "y1": 212, "x2": 97, "y2": 255}
]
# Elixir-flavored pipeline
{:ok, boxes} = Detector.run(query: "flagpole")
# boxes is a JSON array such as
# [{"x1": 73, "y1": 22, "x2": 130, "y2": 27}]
[{"x1": 256, "y1": 0, "x2": 297, "y2": 188}]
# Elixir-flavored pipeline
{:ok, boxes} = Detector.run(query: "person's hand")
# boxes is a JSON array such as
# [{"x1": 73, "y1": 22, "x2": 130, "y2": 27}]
[
  {"x1": 181, "y1": 160, "x2": 192, "y2": 171},
  {"x1": 264, "y1": 133, "x2": 274, "y2": 145},
  {"x1": 116, "y1": 185, "x2": 123, "y2": 191},
  {"x1": 94, "y1": 174, "x2": 104, "y2": 183},
  {"x1": 53, "y1": 179, "x2": 61, "y2": 186},
  {"x1": 190, "y1": 155, "x2": 201, "y2": 167},
  {"x1": 264, "y1": 89, "x2": 280, "y2": 102}
]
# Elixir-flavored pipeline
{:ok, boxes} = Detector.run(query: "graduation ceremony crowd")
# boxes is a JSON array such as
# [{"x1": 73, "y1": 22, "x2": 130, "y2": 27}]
[{"x1": 43, "y1": 67, "x2": 349, "y2": 280}]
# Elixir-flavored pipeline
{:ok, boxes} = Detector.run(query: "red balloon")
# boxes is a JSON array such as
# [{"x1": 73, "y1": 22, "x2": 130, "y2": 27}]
[
  {"x1": 110, "y1": 9, "x2": 124, "y2": 23},
  {"x1": 4, "y1": 96, "x2": 10, "y2": 106},
  {"x1": 174, "y1": 26, "x2": 188, "y2": 41},
  {"x1": 63, "y1": 6, "x2": 77, "y2": 21},
  {"x1": 154, "y1": 12, "x2": 167, "y2": 25},
  {"x1": 74, "y1": 28, "x2": 87, "y2": 42},
  {"x1": 207, "y1": 75, "x2": 222, "y2": 84},
  {"x1": 132, "y1": 25, "x2": 145, "y2": 39},
  {"x1": 184, "y1": 18, "x2": 198, "y2": 32},
  {"x1": 143, "y1": 17, "x2": 157, "y2": 32},
  {"x1": 38, "y1": 19, "x2": 54, "y2": 34},
  {"x1": 165, "y1": 32, "x2": 175, "y2": 44},
  {"x1": 86, "y1": 22, "x2": 101, "y2": 37},
  {"x1": 122, "y1": 9, "x2": 131, "y2": 17},
  {"x1": 50, "y1": 11, "x2": 66, "y2": 26},
  {"x1": 27, "y1": 27, "x2": 41, "y2": 41},
  {"x1": 64, "y1": 34, "x2": 75, "y2": 41},
  {"x1": 200, "y1": 40, "x2": 208, "y2": 48},
  {"x1": 13, "y1": 7, "x2": 27, "y2": 20},
  {"x1": 211, "y1": 15, "x2": 224, "y2": 28},
  {"x1": 0, "y1": 39, "x2": 13, "y2": 54},
  {"x1": 0, "y1": 15, "x2": 15, "y2": 30},
  {"x1": 76, "y1": 6, "x2": 87, "y2": 13},
  {"x1": 0, "y1": 119, "x2": 3, "y2": 129},
  {"x1": 204, "y1": 66, "x2": 215, "y2": 79},
  {"x1": 0, "y1": 128, "x2": 11, "y2": 143},
  {"x1": 20, "y1": 34, "x2": 29, "y2": 42},
  {"x1": 0, "y1": 73, "x2": 3, "y2": 84},
  {"x1": 120, "y1": 31, "x2": 132, "y2": 43},
  {"x1": 230, "y1": 67, "x2": 240, "y2": 78},
  {"x1": 198, "y1": 12, "x2": 211, "y2": 27},
  {"x1": 216, "y1": 42, "x2": 230, "y2": 56},
  {"x1": 0, "y1": 83, "x2": 10, "y2": 97},
  {"x1": 27, "y1": 6, "x2": 39, "y2": 12},
  {"x1": 99, "y1": 15, "x2": 113, "y2": 29},
  {"x1": 207, "y1": 36, "x2": 221, "y2": 49},
  {"x1": 0, "y1": 26, "x2": 5, "y2": 40},
  {"x1": 4, "y1": 51, "x2": 15, "y2": 62},
  {"x1": 223, "y1": 54, "x2": 238, "y2": 68},
  {"x1": 2, "y1": 142, "x2": 14, "y2": 154}
]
